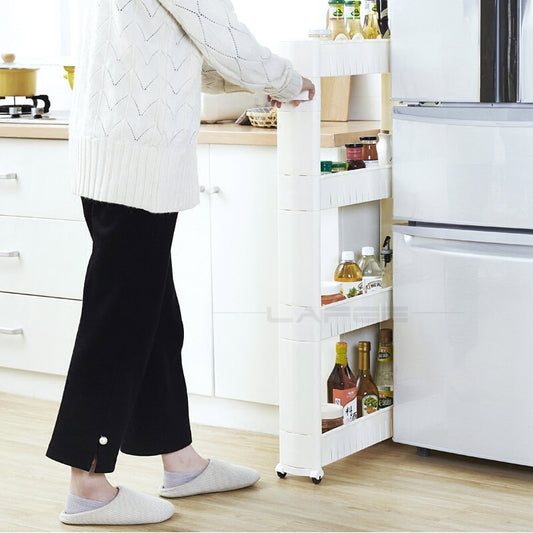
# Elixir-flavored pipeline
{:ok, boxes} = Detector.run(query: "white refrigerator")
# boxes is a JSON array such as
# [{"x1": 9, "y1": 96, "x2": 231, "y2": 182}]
[{"x1": 390, "y1": 0, "x2": 533, "y2": 466}]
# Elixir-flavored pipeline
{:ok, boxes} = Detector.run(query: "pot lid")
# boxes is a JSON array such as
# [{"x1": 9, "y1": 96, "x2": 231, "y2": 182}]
[{"x1": 1, "y1": 53, "x2": 39, "y2": 70}]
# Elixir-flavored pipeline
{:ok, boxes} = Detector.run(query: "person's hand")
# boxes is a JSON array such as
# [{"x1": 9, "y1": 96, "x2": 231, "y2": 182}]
[{"x1": 268, "y1": 77, "x2": 316, "y2": 108}]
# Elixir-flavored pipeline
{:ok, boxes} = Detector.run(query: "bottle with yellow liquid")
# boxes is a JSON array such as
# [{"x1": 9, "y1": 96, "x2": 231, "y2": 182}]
[
  {"x1": 327, "y1": 0, "x2": 350, "y2": 40},
  {"x1": 334, "y1": 251, "x2": 363, "y2": 298},
  {"x1": 345, "y1": 0, "x2": 364, "y2": 40},
  {"x1": 362, "y1": 0, "x2": 380, "y2": 39}
]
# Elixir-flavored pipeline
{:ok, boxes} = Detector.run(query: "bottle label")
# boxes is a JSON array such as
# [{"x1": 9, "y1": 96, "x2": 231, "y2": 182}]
[
  {"x1": 338, "y1": 281, "x2": 362, "y2": 298},
  {"x1": 377, "y1": 348, "x2": 391, "y2": 361},
  {"x1": 378, "y1": 389, "x2": 393, "y2": 408},
  {"x1": 363, "y1": 275, "x2": 382, "y2": 293},
  {"x1": 361, "y1": 393, "x2": 379, "y2": 416},
  {"x1": 329, "y1": 5, "x2": 344, "y2": 19},
  {"x1": 332, "y1": 388, "x2": 357, "y2": 423}
]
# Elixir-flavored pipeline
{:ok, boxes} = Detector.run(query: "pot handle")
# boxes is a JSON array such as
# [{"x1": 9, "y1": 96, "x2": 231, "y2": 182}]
[{"x1": 30, "y1": 95, "x2": 50, "y2": 113}]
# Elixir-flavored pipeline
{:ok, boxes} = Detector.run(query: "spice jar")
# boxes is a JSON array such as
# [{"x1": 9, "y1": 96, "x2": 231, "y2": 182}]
[
  {"x1": 331, "y1": 162, "x2": 348, "y2": 173},
  {"x1": 322, "y1": 403, "x2": 344, "y2": 432},
  {"x1": 360, "y1": 136, "x2": 379, "y2": 168},
  {"x1": 321, "y1": 160, "x2": 333, "y2": 174},
  {"x1": 321, "y1": 281, "x2": 346, "y2": 306},
  {"x1": 345, "y1": 143, "x2": 366, "y2": 170}
]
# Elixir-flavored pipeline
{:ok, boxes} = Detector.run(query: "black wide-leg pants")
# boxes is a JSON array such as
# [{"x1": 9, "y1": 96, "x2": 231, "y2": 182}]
[{"x1": 46, "y1": 198, "x2": 192, "y2": 473}]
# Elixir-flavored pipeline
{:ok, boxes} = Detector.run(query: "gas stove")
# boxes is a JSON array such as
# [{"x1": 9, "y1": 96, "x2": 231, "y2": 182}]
[
  {"x1": 0, "y1": 95, "x2": 69, "y2": 125},
  {"x1": 0, "y1": 95, "x2": 51, "y2": 119}
]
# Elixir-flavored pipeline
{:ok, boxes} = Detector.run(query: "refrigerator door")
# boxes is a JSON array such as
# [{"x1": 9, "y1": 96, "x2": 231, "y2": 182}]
[
  {"x1": 393, "y1": 105, "x2": 533, "y2": 230},
  {"x1": 393, "y1": 224, "x2": 533, "y2": 466},
  {"x1": 519, "y1": 0, "x2": 533, "y2": 102},
  {"x1": 390, "y1": 0, "x2": 481, "y2": 102}
]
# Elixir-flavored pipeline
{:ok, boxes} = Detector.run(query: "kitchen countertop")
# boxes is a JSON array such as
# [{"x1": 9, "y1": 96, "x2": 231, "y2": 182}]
[{"x1": 0, "y1": 119, "x2": 380, "y2": 147}]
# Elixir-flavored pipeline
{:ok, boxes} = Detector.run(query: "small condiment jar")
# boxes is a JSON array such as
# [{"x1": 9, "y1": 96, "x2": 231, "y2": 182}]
[
  {"x1": 331, "y1": 162, "x2": 348, "y2": 173},
  {"x1": 321, "y1": 403, "x2": 344, "y2": 433},
  {"x1": 308, "y1": 29, "x2": 333, "y2": 40},
  {"x1": 345, "y1": 142, "x2": 366, "y2": 170},
  {"x1": 321, "y1": 281, "x2": 346, "y2": 306},
  {"x1": 321, "y1": 160, "x2": 333, "y2": 174},
  {"x1": 360, "y1": 136, "x2": 379, "y2": 168}
]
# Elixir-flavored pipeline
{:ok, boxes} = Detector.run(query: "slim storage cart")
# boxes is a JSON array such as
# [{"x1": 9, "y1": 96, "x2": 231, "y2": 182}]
[{"x1": 276, "y1": 39, "x2": 392, "y2": 483}]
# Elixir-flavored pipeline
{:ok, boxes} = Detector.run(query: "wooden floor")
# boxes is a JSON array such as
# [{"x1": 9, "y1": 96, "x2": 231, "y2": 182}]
[{"x1": 2, "y1": 392, "x2": 533, "y2": 532}]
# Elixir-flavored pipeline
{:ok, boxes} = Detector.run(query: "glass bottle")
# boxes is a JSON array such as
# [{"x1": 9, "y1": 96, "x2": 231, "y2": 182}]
[
  {"x1": 360, "y1": 136, "x2": 379, "y2": 168},
  {"x1": 345, "y1": 0, "x2": 364, "y2": 40},
  {"x1": 358, "y1": 246, "x2": 383, "y2": 293},
  {"x1": 334, "y1": 250, "x2": 363, "y2": 298},
  {"x1": 327, "y1": 341, "x2": 358, "y2": 423},
  {"x1": 380, "y1": 235, "x2": 393, "y2": 288},
  {"x1": 356, "y1": 341, "x2": 379, "y2": 417},
  {"x1": 376, "y1": 0, "x2": 390, "y2": 38},
  {"x1": 362, "y1": 0, "x2": 380, "y2": 39},
  {"x1": 327, "y1": 0, "x2": 350, "y2": 41},
  {"x1": 374, "y1": 328, "x2": 393, "y2": 408}
]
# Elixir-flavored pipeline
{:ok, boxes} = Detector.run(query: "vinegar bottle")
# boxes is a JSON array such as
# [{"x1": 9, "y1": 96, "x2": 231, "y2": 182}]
[
  {"x1": 334, "y1": 250, "x2": 363, "y2": 298},
  {"x1": 358, "y1": 246, "x2": 383, "y2": 293},
  {"x1": 327, "y1": 341, "x2": 358, "y2": 423},
  {"x1": 356, "y1": 341, "x2": 379, "y2": 417},
  {"x1": 374, "y1": 328, "x2": 393, "y2": 408}
]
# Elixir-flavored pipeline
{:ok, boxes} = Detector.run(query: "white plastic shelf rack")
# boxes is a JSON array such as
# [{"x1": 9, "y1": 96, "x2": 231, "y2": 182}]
[{"x1": 276, "y1": 39, "x2": 392, "y2": 484}]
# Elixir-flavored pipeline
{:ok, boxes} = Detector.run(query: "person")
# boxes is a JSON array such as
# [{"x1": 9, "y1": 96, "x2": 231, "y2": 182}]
[{"x1": 45, "y1": 0, "x2": 315, "y2": 527}]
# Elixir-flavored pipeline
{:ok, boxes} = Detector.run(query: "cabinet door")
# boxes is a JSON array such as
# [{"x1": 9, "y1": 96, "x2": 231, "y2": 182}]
[
  {"x1": 210, "y1": 145, "x2": 279, "y2": 405},
  {"x1": 171, "y1": 145, "x2": 213, "y2": 397}
]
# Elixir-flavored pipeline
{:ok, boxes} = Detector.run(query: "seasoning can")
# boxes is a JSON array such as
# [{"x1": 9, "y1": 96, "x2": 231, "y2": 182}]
[
  {"x1": 321, "y1": 403, "x2": 344, "y2": 432},
  {"x1": 360, "y1": 136, "x2": 379, "y2": 168},
  {"x1": 345, "y1": 142, "x2": 366, "y2": 170}
]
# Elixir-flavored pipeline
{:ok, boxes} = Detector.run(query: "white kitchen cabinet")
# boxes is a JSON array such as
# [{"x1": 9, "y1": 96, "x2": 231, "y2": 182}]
[
  {"x1": 0, "y1": 137, "x2": 89, "y2": 378},
  {"x1": 275, "y1": 39, "x2": 392, "y2": 483},
  {"x1": 173, "y1": 144, "x2": 280, "y2": 404}
]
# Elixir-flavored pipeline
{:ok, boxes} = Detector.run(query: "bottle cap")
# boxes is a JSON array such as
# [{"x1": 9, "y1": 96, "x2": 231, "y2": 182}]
[
  {"x1": 328, "y1": 0, "x2": 345, "y2": 4},
  {"x1": 361, "y1": 246, "x2": 374, "y2": 256},
  {"x1": 335, "y1": 341, "x2": 348, "y2": 356},
  {"x1": 379, "y1": 328, "x2": 392, "y2": 344},
  {"x1": 358, "y1": 340, "x2": 370, "y2": 352},
  {"x1": 360, "y1": 136, "x2": 378, "y2": 142},
  {"x1": 321, "y1": 281, "x2": 342, "y2": 296},
  {"x1": 341, "y1": 250, "x2": 355, "y2": 261},
  {"x1": 321, "y1": 403, "x2": 344, "y2": 420}
]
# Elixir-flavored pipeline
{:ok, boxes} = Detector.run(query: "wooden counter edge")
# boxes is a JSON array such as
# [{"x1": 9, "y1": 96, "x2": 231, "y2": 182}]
[{"x1": 0, "y1": 120, "x2": 381, "y2": 147}]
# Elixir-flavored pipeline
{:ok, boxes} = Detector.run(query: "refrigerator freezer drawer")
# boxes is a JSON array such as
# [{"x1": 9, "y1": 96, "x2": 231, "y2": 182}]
[
  {"x1": 393, "y1": 106, "x2": 533, "y2": 230},
  {"x1": 392, "y1": 224, "x2": 533, "y2": 466},
  {"x1": 390, "y1": 0, "x2": 481, "y2": 102}
]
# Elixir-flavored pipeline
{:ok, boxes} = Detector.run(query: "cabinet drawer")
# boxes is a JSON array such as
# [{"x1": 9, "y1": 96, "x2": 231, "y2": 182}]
[
  {"x1": 0, "y1": 291, "x2": 81, "y2": 375},
  {"x1": 0, "y1": 138, "x2": 82, "y2": 220},
  {"x1": 0, "y1": 216, "x2": 90, "y2": 299}
]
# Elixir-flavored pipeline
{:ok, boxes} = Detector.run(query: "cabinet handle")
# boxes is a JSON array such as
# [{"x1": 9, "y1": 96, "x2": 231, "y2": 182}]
[
  {"x1": 0, "y1": 327, "x2": 23, "y2": 335},
  {"x1": 199, "y1": 185, "x2": 220, "y2": 195},
  {"x1": 0, "y1": 173, "x2": 17, "y2": 180},
  {"x1": 0, "y1": 251, "x2": 20, "y2": 257}
]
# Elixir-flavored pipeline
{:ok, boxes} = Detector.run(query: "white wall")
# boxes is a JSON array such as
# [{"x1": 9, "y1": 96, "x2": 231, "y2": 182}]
[{"x1": 0, "y1": 0, "x2": 335, "y2": 111}]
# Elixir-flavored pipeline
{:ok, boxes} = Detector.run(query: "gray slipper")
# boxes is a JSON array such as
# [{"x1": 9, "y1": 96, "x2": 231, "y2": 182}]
[
  {"x1": 159, "y1": 458, "x2": 260, "y2": 498},
  {"x1": 59, "y1": 486, "x2": 174, "y2": 525}
]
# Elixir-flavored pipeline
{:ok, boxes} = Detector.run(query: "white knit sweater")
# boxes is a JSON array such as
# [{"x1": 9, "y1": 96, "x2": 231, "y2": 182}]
[{"x1": 70, "y1": 0, "x2": 303, "y2": 213}]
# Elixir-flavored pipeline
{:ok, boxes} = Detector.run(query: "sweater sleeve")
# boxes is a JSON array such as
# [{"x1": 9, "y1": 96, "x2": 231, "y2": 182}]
[
  {"x1": 157, "y1": 0, "x2": 303, "y2": 101},
  {"x1": 201, "y1": 61, "x2": 253, "y2": 94}
]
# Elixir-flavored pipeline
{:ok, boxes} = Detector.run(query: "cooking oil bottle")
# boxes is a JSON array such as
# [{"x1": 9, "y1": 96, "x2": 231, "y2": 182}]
[
  {"x1": 334, "y1": 251, "x2": 363, "y2": 298},
  {"x1": 358, "y1": 246, "x2": 383, "y2": 293}
]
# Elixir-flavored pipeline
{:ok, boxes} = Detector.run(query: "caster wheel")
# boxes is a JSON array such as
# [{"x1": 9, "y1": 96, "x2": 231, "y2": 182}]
[
  {"x1": 277, "y1": 471, "x2": 287, "y2": 479},
  {"x1": 311, "y1": 477, "x2": 322, "y2": 485},
  {"x1": 417, "y1": 447, "x2": 431, "y2": 457}
]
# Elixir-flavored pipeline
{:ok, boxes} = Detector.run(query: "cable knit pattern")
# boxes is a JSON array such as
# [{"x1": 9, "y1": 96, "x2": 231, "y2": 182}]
[{"x1": 70, "y1": 0, "x2": 303, "y2": 213}]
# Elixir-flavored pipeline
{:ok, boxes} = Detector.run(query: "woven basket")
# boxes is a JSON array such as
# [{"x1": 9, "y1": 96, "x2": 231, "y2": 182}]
[{"x1": 246, "y1": 106, "x2": 277, "y2": 128}]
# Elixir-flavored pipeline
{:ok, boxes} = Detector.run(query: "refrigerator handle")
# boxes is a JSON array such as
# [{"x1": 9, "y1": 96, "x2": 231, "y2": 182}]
[{"x1": 402, "y1": 233, "x2": 533, "y2": 262}]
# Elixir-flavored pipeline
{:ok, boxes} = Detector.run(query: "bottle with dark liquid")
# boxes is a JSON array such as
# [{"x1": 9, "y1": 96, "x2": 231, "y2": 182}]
[
  {"x1": 356, "y1": 341, "x2": 379, "y2": 417},
  {"x1": 374, "y1": 328, "x2": 393, "y2": 408},
  {"x1": 327, "y1": 341, "x2": 358, "y2": 423}
]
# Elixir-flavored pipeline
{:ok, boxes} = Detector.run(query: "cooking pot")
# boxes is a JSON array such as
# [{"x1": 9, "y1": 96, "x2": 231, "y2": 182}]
[{"x1": 0, "y1": 53, "x2": 38, "y2": 96}]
